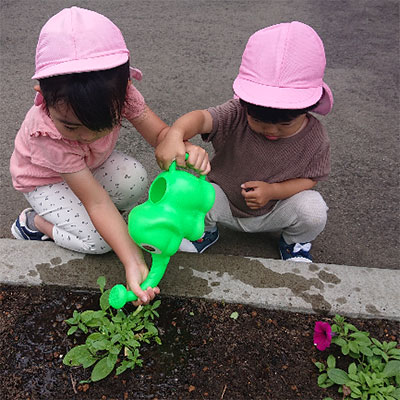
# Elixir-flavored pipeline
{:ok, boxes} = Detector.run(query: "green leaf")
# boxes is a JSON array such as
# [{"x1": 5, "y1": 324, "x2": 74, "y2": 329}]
[
  {"x1": 314, "y1": 361, "x2": 325, "y2": 372},
  {"x1": 383, "y1": 360, "x2": 400, "y2": 378},
  {"x1": 127, "y1": 338, "x2": 140, "y2": 348},
  {"x1": 319, "y1": 380, "x2": 335, "y2": 388},
  {"x1": 81, "y1": 355, "x2": 98, "y2": 369},
  {"x1": 349, "y1": 341, "x2": 359, "y2": 354},
  {"x1": 97, "y1": 276, "x2": 106, "y2": 292},
  {"x1": 327, "y1": 355, "x2": 336, "y2": 369},
  {"x1": 372, "y1": 338, "x2": 383, "y2": 348},
  {"x1": 87, "y1": 332, "x2": 105, "y2": 343},
  {"x1": 364, "y1": 373, "x2": 373, "y2": 387},
  {"x1": 109, "y1": 345, "x2": 121, "y2": 355},
  {"x1": 346, "y1": 323, "x2": 358, "y2": 332},
  {"x1": 391, "y1": 388, "x2": 400, "y2": 400},
  {"x1": 91, "y1": 357, "x2": 115, "y2": 382},
  {"x1": 348, "y1": 373, "x2": 360, "y2": 383},
  {"x1": 230, "y1": 311, "x2": 239, "y2": 320},
  {"x1": 106, "y1": 352, "x2": 118, "y2": 369},
  {"x1": 348, "y1": 362, "x2": 357, "y2": 375},
  {"x1": 63, "y1": 345, "x2": 96, "y2": 368},
  {"x1": 73, "y1": 310, "x2": 81, "y2": 320},
  {"x1": 144, "y1": 322, "x2": 158, "y2": 335},
  {"x1": 327, "y1": 368, "x2": 349, "y2": 384},
  {"x1": 67, "y1": 326, "x2": 78, "y2": 335},
  {"x1": 111, "y1": 334, "x2": 122, "y2": 344},
  {"x1": 388, "y1": 348, "x2": 400, "y2": 357},
  {"x1": 373, "y1": 347, "x2": 385, "y2": 356},
  {"x1": 351, "y1": 386, "x2": 362, "y2": 395},
  {"x1": 116, "y1": 360, "x2": 130, "y2": 375},
  {"x1": 81, "y1": 310, "x2": 95, "y2": 323},
  {"x1": 318, "y1": 373, "x2": 328, "y2": 385},
  {"x1": 151, "y1": 300, "x2": 161, "y2": 309},
  {"x1": 78, "y1": 322, "x2": 88, "y2": 334},
  {"x1": 92, "y1": 339, "x2": 109, "y2": 351},
  {"x1": 350, "y1": 332, "x2": 372, "y2": 345},
  {"x1": 332, "y1": 337, "x2": 347, "y2": 347},
  {"x1": 359, "y1": 345, "x2": 373, "y2": 357},
  {"x1": 100, "y1": 289, "x2": 111, "y2": 311},
  {"x1": 386, "y1": 341, "x2": 398, "y2": 350},
  {"x1": 342, "y1": 343, "x2": 350, "y2": 355}
]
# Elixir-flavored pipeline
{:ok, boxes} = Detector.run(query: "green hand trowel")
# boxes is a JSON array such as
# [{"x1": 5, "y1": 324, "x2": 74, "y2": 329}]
[{"x1": 109, "y1": 155, "x2": 215, "y2": 309}]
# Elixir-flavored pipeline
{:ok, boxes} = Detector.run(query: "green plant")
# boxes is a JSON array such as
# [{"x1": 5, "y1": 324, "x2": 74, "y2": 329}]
[
  {"x1": 63, "y1": 276, "x2": 161, "y2": 382},
  {"x1": 314, "y1": 315, "x2": 400, "y2": 400}
]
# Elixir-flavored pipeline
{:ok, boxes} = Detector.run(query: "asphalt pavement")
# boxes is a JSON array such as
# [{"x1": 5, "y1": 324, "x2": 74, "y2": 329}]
[{"x1": 0, "y1": 1, "x2": 399, "y2": 321}]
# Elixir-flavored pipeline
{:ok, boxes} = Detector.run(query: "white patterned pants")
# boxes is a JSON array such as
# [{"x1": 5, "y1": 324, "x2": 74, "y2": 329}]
[
  {"x1": 24, "y1": 151, "x2": 148, "y2": 254},
  {"x1": 205, "y1": 184, "x2": 328, "y2": 244}
]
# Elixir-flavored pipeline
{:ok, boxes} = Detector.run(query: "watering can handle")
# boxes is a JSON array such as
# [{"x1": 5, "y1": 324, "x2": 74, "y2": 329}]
[{"x1": 169, "y1": 153, "x2": 206, "y2": 180}]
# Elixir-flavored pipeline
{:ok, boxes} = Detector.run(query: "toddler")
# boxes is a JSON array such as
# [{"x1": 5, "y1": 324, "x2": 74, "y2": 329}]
[
  {"x1": 156, "y1": 21, "x2": 333, "y2": 262},
  {"x1": 9, "y1": 7, "x2": 209, "y2": 303}
]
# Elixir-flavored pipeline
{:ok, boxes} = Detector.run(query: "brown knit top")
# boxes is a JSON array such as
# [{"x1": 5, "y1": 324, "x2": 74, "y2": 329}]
[{"x1": 202, "y1": 99, "x2": 330, "y2": 218}]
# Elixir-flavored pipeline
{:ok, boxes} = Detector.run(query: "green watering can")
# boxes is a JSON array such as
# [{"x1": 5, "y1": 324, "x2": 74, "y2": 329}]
[{"x1": 109, "y1": 156, "x2": 215, "y2": 309}]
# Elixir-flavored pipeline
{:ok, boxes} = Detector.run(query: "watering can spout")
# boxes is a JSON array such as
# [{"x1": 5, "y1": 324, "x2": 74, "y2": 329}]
[{"x1": 144, "y1": 254, "x2": 170, "y2": 290}]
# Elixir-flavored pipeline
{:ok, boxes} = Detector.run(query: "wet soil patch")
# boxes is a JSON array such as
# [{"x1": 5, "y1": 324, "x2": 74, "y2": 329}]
[{"x1": 1, "y1": 285, "x2": 399, "y2": 400}]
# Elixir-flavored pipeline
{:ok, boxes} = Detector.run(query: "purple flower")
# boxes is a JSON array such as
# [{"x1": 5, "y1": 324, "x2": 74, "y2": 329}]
[{"x1": 313, "y1": 321, "x2": 332, "y2": 351}]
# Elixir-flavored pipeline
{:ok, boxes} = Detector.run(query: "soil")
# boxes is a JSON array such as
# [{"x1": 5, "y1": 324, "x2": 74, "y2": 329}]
[{"x1": 1, "y1": 285, "x2": 399, "y2": 400}]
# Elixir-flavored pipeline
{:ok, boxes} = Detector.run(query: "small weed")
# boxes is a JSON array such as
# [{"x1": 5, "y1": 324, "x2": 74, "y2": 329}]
[{"x1": 63, "y1": 276, "x2": 161, "y2": 382}]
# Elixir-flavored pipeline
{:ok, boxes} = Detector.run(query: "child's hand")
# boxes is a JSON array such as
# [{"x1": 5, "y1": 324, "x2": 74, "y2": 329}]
[
  {"x1": 155, "y1": 128, "x2": 187, "y2": 170},
  {"x1": 241, "y1": 181, "x2": 274, "y2": 209},
  {"x1": 125, "y1": 263, "x2": 160, "y2": 306},
  {"x1": 184, "y1": 141, "x2": 211, "y2": 175}
]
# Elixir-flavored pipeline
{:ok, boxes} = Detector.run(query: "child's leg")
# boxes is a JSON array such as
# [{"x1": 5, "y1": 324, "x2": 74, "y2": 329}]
[
  {"x1": 248, "y1": 190, "x2": 328, "y2": 244},
  {"x1": 204, "y1": 183, "x2": 245, "y2": 231},
  {"x1": 205, "y1": 185, "x2": 327, "y2": 242},
  {"x1": 92, "y1": 151, "x2": 148, "y2": 211},
  {"x1": 24, "y1": 182, "x2": 111, "y2": 253},
  {"x1": 22, "y1": 152, "x2": 148, "y2": 254}
]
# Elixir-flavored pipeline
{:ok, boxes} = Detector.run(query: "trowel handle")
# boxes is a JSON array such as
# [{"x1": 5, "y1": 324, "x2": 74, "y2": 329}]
[{"x1": 169, "y1": 153, "x2": 206, "y2": 180}]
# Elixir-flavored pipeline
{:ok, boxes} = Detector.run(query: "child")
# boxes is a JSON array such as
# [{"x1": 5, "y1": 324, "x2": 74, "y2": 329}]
[
  {"x1": 9, "y1": 7, "x2": 209, "y2": 304},
  {"x1": 155, "y1": 21, "x2": 333, "y2": 262}
]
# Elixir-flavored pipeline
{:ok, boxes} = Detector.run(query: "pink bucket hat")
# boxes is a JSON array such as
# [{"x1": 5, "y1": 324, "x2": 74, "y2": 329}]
[
  {"x1": 233, "y1": 21, "x2": 333, "y2": 115},
  {"x1": 32, "y1": 7, "x2": 141, "y2": 81}
]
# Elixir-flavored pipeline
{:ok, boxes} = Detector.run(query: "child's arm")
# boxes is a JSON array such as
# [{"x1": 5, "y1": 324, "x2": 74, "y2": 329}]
[
  {"x1": 129, "y1": 106, "x2": 211, "y2": 173},
  {"x1": 61, "y1": 167, "x2": 159, "y2": 305},
  {"x1": 241, "y1": 178, "x2": 317, "y2": 210},
  {"x1": 127, "y1": 105, "x2": 169, "y2": 147},
  {"x1": 155, "y1": 110, "x2": 213, "y2": 171}
]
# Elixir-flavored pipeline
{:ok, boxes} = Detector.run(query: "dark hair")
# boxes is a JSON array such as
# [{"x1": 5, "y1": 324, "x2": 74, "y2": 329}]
[
  {"x1": 39, "y1": 61, "x2": 130, "y2": 131},
  {"x1": 239, "y1": 99, "x2": 319, "y2": 124}
]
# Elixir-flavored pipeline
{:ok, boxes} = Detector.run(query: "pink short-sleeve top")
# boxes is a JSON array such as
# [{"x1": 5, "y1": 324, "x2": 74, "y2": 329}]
[{"x1": 10, "y1": 84, "x2": 146, "y2": 192}]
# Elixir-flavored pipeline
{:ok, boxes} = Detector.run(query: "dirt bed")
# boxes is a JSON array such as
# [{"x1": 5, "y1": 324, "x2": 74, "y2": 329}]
[{"x1": 1, "y1": 285, "x2": 399, "y2": 400}]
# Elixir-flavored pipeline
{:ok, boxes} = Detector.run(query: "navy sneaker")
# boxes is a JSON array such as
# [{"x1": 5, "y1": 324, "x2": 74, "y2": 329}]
[
  {"x1": 11, "y1": 208, "x2": 51, "y2": 241},
  {"x1": 279, "y1": 235, "x2": 312, "y2": 262},
  {"x1": 179, "y1": 228, "x2": 219, "y2": 253}
]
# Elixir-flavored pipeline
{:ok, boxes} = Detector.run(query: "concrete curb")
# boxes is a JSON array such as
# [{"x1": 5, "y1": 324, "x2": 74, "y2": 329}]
[{"x1": 1, "y1": 239, "x2": 399, "y2": 321}]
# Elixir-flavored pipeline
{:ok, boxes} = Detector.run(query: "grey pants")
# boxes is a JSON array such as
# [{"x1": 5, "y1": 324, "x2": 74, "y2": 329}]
[
  {"x1": 24, "y1": 151, "x2": 148, "y2": 254},
  {"x1": 205, "y1": 184, "x2": 328, "y2": 244}
]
